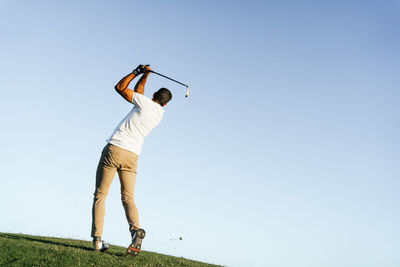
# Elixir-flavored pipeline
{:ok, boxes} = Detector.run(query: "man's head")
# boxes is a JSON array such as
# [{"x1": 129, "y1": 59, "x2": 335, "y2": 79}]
[{"x1": 153, "y1": 88, "x2": 172, "y2": 107}]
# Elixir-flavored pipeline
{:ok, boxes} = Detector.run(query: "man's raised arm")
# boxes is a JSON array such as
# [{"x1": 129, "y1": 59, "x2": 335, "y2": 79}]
[{"x1": 114, "y1": 65, "x2": 151, "y2": 102}]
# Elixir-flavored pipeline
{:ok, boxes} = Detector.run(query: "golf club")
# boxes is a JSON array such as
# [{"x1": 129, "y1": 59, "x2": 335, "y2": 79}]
[{"x1": 149, "y1": 70, "x2": 190, "y2": 98}]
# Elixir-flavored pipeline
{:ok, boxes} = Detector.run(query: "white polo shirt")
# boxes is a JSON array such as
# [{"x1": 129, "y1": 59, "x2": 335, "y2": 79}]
[{"x1": 107, "y1": 93, "x2": 165, "y2": 156}]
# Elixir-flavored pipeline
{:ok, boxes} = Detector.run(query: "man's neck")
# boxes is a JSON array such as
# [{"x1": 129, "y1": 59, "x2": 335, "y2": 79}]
[{"x1": 152, "y1": 99, "x2": 163, "y2": 106}]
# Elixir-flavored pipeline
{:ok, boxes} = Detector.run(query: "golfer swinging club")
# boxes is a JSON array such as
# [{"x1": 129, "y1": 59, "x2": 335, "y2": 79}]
[{"x1": 91, "y1": 64, "x2": 172, "y2": 256}]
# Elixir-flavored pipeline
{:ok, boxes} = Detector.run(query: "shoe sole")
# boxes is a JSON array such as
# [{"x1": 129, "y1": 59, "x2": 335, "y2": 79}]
[{"x1": 126, "y1": 229, "x2": 146, "y2": 257}]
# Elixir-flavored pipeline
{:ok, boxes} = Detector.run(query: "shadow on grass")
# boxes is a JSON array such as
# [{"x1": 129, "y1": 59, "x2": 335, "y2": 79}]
[{"x1": 0, "y1": 233, "x2": 125, "y2": 257}]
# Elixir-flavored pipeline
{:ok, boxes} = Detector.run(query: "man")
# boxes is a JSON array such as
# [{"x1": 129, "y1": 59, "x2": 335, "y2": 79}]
[{"x1": 91, "y1": 64, "x2": 172, "y2": 256}]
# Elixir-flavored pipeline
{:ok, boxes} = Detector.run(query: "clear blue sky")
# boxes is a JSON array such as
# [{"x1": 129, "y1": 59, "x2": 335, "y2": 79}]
[{"x1": 1, "y1": 1, "x2": 399, "y2": 266}]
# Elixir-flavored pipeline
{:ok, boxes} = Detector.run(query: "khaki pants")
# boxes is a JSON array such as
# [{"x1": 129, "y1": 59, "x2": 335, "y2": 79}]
[{"x1": 91, "y1": 143, "x2": 139, "y2": 237}]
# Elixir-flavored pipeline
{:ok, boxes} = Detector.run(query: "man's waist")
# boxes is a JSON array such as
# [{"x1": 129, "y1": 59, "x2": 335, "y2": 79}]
[{"x1": 107, "y1": 139, "x2": 142, "y2": 156}]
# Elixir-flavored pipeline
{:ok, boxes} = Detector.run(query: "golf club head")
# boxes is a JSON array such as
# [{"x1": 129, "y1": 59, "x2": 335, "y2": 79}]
[{"x1": 185, "y1": 87, "x2": 190, "y2": 98}]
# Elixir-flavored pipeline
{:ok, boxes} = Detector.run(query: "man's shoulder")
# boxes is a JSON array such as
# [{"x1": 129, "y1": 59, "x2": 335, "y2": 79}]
[
  {"x1": 133, "y1": 93, "x2": 164, "y2": 111},
  {"x1": 133, "y1": 92, "x2": 151, "y2": 105},
  {"x1": 133, "y1": 92, "x2": 150, "y2": 100}
]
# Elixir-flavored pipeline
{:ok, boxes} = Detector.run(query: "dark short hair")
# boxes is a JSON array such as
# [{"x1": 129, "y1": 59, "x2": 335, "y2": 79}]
[{"x1": 153, "y1": 88, "x2": 172, "y2": 106}]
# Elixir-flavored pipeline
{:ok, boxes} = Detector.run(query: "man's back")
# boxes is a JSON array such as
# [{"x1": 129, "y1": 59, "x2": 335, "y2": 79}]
[{"x1": 108, "y1": 93, "x2": 164, "y2": 155}]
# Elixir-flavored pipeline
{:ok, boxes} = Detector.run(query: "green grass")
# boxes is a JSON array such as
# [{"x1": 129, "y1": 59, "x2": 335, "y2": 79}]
[{"x1": 0, "y1": 233, "x2": 221, "y2": 267}]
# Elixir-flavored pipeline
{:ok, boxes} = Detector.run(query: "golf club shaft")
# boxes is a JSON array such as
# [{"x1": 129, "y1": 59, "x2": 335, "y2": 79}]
[{"x1": 150, "y1": 70, "x2": 189, "y2": 88}]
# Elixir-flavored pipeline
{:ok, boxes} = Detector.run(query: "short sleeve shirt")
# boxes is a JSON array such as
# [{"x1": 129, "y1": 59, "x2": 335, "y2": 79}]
[{"x1": 107, "y1": 93, "x2": 165, "y2": 155}]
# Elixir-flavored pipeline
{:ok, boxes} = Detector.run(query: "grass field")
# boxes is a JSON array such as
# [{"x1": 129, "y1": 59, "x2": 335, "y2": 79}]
[{"x1": 0, "y1": 233, "x2": 221, "y2": 267}]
